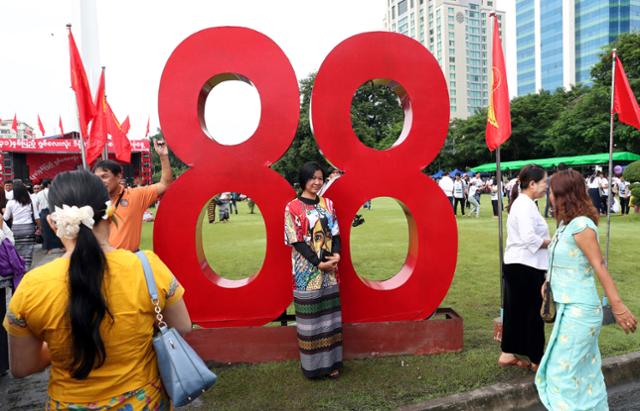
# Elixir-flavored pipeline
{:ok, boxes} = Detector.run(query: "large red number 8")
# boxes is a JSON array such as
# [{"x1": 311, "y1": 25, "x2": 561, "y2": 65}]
[
  {"x1": 311, "y1": 32, "x2": 457, "y2": 322},
  {"x1": 155, "y1": 28, "x2": 457, "y2": 327},
  {"x1": 155, "y1": 27, "x2": 299, "y2": 327}
]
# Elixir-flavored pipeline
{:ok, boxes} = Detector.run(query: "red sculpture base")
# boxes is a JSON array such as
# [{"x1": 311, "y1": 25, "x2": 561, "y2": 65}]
[{"x1": 186, "y1": 308, "x2": 463, "y2": 364}]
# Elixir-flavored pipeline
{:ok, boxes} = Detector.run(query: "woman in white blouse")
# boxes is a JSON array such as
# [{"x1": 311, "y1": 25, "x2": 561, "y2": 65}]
[
  {"x1": 3, "y1": 181, "x2": 39, "y2": 271},
  {"x1": 499, "y1": 165, "x2": 550, "y2": 371}
]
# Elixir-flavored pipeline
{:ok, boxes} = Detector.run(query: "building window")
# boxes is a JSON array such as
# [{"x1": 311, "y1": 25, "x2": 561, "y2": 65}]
[
  {"x1": 398, "y1": 0, "x2": 408, "y2": 15},
  {"x1": 392, "y1": 6, "x2": 396, "y2": 18},
  {"x1": 448, "y1": 7, "x2": 454, "y2": 14},
  {"x1": 449, "y1": 56, "x2": 455, "y2": 62}
]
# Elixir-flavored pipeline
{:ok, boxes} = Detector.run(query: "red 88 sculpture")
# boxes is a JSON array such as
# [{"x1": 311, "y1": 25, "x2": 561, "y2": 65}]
[
  {"x1": 155, "y1": 27, "x2": 299, "y2": 327},
  {"x1": 311, "y1": 32, "x2": 457, "y2": 323},
  {"x1": 155, "y1": 28, "x2": 458, "y2": 327}
]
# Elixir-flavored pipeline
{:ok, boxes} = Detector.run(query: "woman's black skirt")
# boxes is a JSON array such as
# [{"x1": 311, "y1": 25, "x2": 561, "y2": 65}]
[{"x1": 501, "y1": 263, "x2": 546, "y2": 364}]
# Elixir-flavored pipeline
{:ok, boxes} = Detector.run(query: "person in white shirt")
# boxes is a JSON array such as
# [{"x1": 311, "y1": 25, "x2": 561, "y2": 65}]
[
  {"x1": 490, "y1": 178, "x2": 501, "y2": 217},
  {"x1": 599, "y1": 173, "x2": 610, "y2": 215},
  {"x1": 3, "y1": 181, "x2": 39, "y2": 270},
  {"x1": 438, "y1": 174, "x2": 454, "y2": 210},
  {"x1": 33, "y1": 179, "x2": 64, "y2": 253},
  {"x1": 453, "y1": 174, "x2": 466, "y2": 216},
  {"x1": 468, "y1": 183, "x2": 480, "y2": 217},
  {"x1": 587, "y1": 172, "x2": 602, "y2": 212},
  {"x1": 499, "y1": 165, "x2": 550, "y2": 372},
  {"x1": 618, "y1": 175, "x2": 631, "y2": 215},
  {"x1": 4, "y1": 180, "x2": 14, "y2": 201}
]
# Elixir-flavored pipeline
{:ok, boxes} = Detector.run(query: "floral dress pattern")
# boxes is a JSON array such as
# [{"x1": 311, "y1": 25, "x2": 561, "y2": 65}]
[{"x1": 535, "y1": 216, "x2": 608, "y2": 411}]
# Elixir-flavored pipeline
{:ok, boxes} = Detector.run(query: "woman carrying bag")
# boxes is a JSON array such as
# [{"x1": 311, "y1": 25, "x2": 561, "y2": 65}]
[
  {"x1": 536, "y1": 169, "x2": 637, "y2": 410},
  {"x1": 3, "y1": 170, "x2": 192, "y2": 410}
]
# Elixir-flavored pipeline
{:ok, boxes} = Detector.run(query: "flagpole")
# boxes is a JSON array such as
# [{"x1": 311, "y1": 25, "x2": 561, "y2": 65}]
[
  {"x1": 605, "y1": 49, "x2": 616, "y2": 267},
  {"x1": 102, "y1": 66, "x2": 108, "y2": 161},
  {"x1": 496, "y1": 147, "x2": 505, "y2": 317},
  {"x1": 68, "y1": 24, "x2": 89, "y2": 170}
]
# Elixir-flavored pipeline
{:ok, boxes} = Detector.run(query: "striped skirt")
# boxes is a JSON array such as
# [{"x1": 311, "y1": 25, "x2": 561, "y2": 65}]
[
  {"x1": 293, "y1": 284, "x2": 343, "y2": 378},
  {"x1": 13, "y1": 223, "x2": 36, "y2": 272}
]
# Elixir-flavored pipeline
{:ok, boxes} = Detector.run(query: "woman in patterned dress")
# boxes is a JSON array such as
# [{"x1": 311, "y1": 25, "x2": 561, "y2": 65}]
[
  {"x1": 535, "y1": 169, "x2": 637, "y2": 410},
  {"x1": 285, "y1": 161, "x2": 343, "y2": 379}
]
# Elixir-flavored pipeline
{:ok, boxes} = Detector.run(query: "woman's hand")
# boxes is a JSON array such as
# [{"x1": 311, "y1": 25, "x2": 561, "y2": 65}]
[
  {"x1": 318, "y1": 256, "x2": 339, "y2": 272},
  {"x1": 612, "y1": 304, "x2": 638, "y2": 334},
  {"x1": 541, "y1": 281, "x2": 548, "y2": 299}
]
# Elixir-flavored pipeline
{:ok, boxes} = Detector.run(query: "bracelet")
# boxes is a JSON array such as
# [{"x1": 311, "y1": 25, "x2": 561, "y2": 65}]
[{"x1": 613, "y1": 309, "x2": 627, "y2": 316}]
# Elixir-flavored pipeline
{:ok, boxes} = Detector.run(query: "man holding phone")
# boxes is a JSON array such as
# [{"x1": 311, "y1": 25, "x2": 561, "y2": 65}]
[{"x1": 94, "y1": 139, "x2": 173, "y2": 251}]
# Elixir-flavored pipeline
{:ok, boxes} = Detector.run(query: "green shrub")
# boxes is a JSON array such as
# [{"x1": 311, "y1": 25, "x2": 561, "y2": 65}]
[
  {"x1": 631, "y1": 186, "x2": 640, "y2": 207},
  {"x1": 623, "y1": 160, "x2": 640, "y2": 183}
]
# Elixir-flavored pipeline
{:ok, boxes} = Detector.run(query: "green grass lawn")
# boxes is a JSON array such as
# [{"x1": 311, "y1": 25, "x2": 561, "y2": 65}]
[{"x1": 140, "y1": 196, "x2": 640, "y2": 411}]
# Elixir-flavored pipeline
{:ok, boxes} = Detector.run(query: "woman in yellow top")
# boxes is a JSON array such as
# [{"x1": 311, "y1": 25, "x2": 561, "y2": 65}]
[{"x1": 2, "y1": 170, "x2": 191, "y2": 410}]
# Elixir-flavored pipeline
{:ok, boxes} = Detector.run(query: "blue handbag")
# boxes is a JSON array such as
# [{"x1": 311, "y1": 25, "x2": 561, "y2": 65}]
[{"x1": 136, "y1": 251, "x2": 217, "y2": 407}]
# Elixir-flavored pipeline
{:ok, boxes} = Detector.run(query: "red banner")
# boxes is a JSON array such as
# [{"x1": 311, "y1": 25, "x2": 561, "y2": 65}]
[
  {"x1": 0, "y1": 138, "x2": 149, "y2": 154},
  {"x1": 27, "y1": 154, "x2": 83, "y2": 182}
]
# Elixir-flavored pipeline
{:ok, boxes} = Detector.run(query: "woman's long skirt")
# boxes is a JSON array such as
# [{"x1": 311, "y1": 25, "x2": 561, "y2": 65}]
[
  {"x1": 293, "y1": 284, "x2": 343, "y2": 378},
  {"x1": 501, "y1": 263, "x2": 546, "y2": 364},
  {"x1": 535, "y1": 303, "x2": 607, "y2": 411},
  {"x1": 12, "y1": 223, "x2": 35, "y2": 271},
  {"x1": 588, "y1": 188, "x2": 602, "y2": 213}
]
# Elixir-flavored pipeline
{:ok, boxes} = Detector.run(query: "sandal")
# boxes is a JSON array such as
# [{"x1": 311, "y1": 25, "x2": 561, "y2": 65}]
[{"x1": 328, "y1": 370, "x2": 340, "y2": 379}]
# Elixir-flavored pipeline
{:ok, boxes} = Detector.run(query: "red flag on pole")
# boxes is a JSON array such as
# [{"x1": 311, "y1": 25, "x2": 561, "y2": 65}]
[
  {"x1": 11, "y1": 114, "x2": 18, "y2": 133},
  {"x1": 614, "y1": 56, "x2": 640, "y2": 130},
  {"x1": 59, "y1": 115, "x2": 65, "y2": 135},
  {"x1": 87, "y1": 69, "x2": 107, "y2": 165},
  {"x1": 107, "y1": 105, "x2": 132, "y2": 163},
  {"x1": 121, "y1": 116, "x2": 130, "y2": 134},
  {"x1": 37, "y1": 114, "x2": 46, "y2": 136},
  {"x1": 68, "y1": 26, "x2": 95, "y2": 140},
  {"x1": 145, "y1": 116, "x2": 150, "y2": 137},
  {"x1": 485, "y1": 15, "x2": 511, "y2": 151}
]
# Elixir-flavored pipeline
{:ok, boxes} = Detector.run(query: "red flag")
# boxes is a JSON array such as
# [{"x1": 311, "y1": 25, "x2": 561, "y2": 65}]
[
  {"x1": 107, "y1": 104, "x2": 132, "y2": 163},
  {"x1": 486, "y1": 15, "x2": 511, "y2": 151},
  {"x1": 87, "y1": 69, "x2": 107, "y2": 165},
  {"x1": 11, "y1": 114, "x2": 18, "y2": 132},
  {"x1": 145, "y1": 116, "x2": 150, "y2": 137},
  {"x1": 37, "y1": 114, "x2": 46, "y2": 136},
  {"x1": 614, "y1": 55, "x2": 640, "y2": 130},
  {"x1": 121, "y1": 116, "x2": 130, "y2": 134},
  {"x1": 59, "y1": 115, "x2": 64, "y2": 135},
  {"x1": 68, "y1": 26, "x2": 95, "y2": 139}
]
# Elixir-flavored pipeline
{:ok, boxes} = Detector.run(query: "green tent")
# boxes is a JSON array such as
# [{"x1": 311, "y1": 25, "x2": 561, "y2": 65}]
[{"x1": 471, "y1": 152, "x2": 640, "y2": 173}]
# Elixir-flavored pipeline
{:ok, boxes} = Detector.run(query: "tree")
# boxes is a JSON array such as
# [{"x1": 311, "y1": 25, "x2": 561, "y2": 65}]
[
  {"x1": 149, "y1": 130, "x2": 188, "y2": 183},
  {"x1": 273, "y1": 74, "x2": 404, "y2": 182}
]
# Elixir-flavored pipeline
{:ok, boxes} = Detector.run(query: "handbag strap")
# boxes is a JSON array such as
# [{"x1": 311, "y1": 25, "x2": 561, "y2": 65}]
[{"x1": 135, "y1": 251, "x2": 168, "y2": 329}]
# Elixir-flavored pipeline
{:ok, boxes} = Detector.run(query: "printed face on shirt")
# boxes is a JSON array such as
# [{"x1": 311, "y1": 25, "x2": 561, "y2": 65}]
[
  {"x1": 311, "y1": 216, "x2": 332, "y2": 259},
  {"x1": 4, "y1": 183, "x2": 12, "y2": 191}
]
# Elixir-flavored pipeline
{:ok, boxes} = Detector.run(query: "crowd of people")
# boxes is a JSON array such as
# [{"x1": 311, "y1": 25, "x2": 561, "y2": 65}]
[
  {"x1": 1, "y1": 149, "x2": 637, "y2": 409},
  {"x1": 436, "y1": 166, "x2": 635, "y2": 219}
]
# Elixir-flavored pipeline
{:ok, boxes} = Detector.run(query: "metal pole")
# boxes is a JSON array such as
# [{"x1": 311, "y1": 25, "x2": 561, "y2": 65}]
[
  {"x1": 496, "y1": 146, "x2": 505, "y2": 315},
  {"x1": 605, "y1": 49, "x2": 616, "y2": 267},
  {"x1": 102, "y1": 66, "x2": 108, "y2": 161}
]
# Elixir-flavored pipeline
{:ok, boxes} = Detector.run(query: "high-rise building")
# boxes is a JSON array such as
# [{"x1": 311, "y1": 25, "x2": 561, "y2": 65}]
[
  {"x1": 384, "y1": 0, "x2": 506, "y2": 119},
  {"x1": 516, "y1": 0, "x2": 640, "y2": 96}
]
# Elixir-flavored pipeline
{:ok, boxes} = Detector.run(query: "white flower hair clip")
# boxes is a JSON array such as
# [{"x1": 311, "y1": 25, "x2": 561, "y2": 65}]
[{"x1": 50, "y1": 205, "x2": 95, "y2": 240}]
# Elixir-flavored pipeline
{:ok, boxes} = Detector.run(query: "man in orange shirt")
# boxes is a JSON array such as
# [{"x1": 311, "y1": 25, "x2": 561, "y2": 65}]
[{"x1": 94, "y1": 140, "x2": 173, "y2": 251}]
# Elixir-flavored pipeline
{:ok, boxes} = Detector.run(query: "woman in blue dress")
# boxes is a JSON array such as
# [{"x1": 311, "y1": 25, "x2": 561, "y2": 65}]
[{"x1": 536, "y1": 169, "x2": 637, "y2": 410}]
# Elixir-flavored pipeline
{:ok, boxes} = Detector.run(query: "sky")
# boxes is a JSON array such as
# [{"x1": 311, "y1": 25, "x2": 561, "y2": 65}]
[{"x1": 0, "y1": 0, "x2": 516, "y2": 143}]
